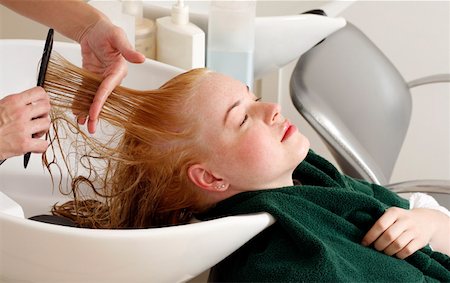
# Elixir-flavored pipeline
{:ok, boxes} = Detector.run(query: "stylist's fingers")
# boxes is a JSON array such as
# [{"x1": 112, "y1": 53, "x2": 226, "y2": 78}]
[
  {"x1": 26, "y1": 137, "x2": 49, "y2": 153},
  {"x1": 32, "y1": 113, "x2": 51, "y2": 139},
  {"x1": 18, "y1": 86, "x2": 47, "y2": 105},
  {"x1": 29, "y1": 113, "x2": 51, "y2": 135},
  {"x1": 87, "y1": 67, "x2": 125, "y2": 133},
  {"x1": 1, "y1": 87, "x2": 48, "y2": 121},
  {"x1": 26, "y1": 89, "x2": 51, "y2": 138},
  {"x1": 13, "y1": 135, "x2": 48, "y2": 155},
  {"x1": 33, "y1": 131, "x2": 47, "y2": 139},
  {"x1": 28, "y1": 97, "x2": 51, "y2": 120},
  {"x1": 122, "y1": 47, "x2": 145, "y2": 64},
  {"x1": 110, "y1": 28, "x2": 145, "y2": 64},
  {"x1": 77, "y1": 115, "x2": 87, "y2": 125},
  {"x1": 11, "y1": 118, "x2": 50, "y2": 155},
  {"x1": 71, "y1": 93, "x2": 88, "y2": 125}
]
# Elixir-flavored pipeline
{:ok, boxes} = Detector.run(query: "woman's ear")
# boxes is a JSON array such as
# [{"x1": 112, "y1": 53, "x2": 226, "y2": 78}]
[{"x1": 188, "y1": 164, "x2": 227, "y2": 192}]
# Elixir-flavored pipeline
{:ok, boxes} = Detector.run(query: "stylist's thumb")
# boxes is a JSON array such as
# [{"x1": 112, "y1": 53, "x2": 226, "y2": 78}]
[{"x1": 114, "y1": 31, "x2": 145, "y2": 64}]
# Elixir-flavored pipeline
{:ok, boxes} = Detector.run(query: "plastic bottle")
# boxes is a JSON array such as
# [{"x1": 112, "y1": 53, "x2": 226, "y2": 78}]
[
  {"x1": 207, "y1": 0, "x2": 256, "y2": 87},
  {"x1": 122, "y1": 0, "x2": 156, "y2": 59},
  {"x1": 156, "y1": 0, "x2": 205, "y2": 70}
]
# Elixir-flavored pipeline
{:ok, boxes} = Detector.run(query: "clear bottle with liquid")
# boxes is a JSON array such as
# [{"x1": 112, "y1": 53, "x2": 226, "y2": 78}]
[{"x1": 207, "y1": 0, "x2": 256, "y2": 87}]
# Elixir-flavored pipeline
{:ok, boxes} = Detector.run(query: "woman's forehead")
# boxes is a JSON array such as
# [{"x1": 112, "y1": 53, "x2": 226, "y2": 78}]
[
  {"x1": 196, "y1": 73, "x2": 245, "y2": 102},
  {"x1": 189, "y1": 73, "x2": 244, "y2": 128}
]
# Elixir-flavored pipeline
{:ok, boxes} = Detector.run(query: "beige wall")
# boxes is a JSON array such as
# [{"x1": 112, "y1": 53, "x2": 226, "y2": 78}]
[{"x1": 0, "y1": 4, "x2": 71, "y2": 42}]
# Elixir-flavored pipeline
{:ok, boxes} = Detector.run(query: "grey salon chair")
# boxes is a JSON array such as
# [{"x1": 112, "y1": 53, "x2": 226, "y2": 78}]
[{"x1": 290, "y1": 22, "x2": 450, "y2": 208}]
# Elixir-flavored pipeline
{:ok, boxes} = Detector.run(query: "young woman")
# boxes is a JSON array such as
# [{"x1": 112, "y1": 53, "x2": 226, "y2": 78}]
[{"x1": 45, "y1": 61, "x2": 450, "y2": 281}]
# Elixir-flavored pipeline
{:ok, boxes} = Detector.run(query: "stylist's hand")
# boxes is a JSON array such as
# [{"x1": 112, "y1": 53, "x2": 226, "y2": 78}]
[
  {"x1": 361, "y1": 207, "x2": 442, "y2": 259},
  {"x1": 0, "y1": 87, "x2": 50, "y2": 159},
  {"x1": 78, "y1": 17, "x2": 145, "y2": 134}
]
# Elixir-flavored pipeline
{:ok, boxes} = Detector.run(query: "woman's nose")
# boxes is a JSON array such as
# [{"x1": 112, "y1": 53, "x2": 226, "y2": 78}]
[{"x1": 264, "y1": 102, "x2": 281, "y2": 124}]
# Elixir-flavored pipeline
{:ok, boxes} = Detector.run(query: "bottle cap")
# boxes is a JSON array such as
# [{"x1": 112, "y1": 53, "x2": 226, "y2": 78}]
[
  {"x1": 122, "y1": 0, "x2": 143, "y2": 21},
  {"x1": 171, "y1": 0, "x2": 189, "y2": 25}
]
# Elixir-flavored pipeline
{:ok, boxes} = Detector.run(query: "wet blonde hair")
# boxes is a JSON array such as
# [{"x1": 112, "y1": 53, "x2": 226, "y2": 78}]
[{"x1": 44, "y1": 52, "x2": 213, "y2": 228}]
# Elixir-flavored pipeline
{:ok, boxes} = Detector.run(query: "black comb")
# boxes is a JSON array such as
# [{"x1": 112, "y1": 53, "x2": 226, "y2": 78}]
[{"x1": 24, "y1": 28, "x2": 54, "y2": 169}]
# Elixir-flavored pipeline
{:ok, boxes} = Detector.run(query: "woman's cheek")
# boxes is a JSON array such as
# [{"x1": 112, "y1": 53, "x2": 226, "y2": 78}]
[{"x1": 237, "y1": 134, "x2": 272, "y2": 169}]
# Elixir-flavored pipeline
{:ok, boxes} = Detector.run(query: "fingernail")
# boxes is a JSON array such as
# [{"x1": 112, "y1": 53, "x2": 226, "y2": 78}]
[{"x1": 77, "y1": 117, "x2": 86, "y2": 124}]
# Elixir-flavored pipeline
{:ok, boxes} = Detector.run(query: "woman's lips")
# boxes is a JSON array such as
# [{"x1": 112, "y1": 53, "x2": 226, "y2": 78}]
[{"x1": 281, "y1": 121, "x2": 297, "y2": 142}]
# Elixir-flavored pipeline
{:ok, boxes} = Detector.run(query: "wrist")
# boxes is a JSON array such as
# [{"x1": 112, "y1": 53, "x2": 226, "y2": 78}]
[
  {"x1": 74, "y1": 15, "x2": 108, "y2": 44},
  {"x1": 70, "y1": 6, "x2": 108, "y2": 43},
  {"x1": 427, "y1": 209, "x2": 450, "y2": 254}
]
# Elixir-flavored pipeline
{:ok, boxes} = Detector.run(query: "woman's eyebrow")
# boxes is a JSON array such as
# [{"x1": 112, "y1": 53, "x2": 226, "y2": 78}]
[{"x1": 224, "y1": 100, "x2": 241, "y2": 125}]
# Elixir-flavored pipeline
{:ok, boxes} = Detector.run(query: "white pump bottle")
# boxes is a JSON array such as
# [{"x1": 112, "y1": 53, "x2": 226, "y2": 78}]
[{"x1": 156, "y1": 0, "x2": 205, "y2": 70}]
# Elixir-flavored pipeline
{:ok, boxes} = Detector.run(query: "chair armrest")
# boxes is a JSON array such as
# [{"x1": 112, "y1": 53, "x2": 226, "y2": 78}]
[
  {"x1": 387, "y1": 179, "x2": 450, "y2": 194},
  {"x1": 407, "y1": 74, "x2": 450, "y2": 88}
]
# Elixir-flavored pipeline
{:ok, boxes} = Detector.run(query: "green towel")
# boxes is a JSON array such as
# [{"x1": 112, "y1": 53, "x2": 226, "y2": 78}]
[{"x1": 200, "y1": 151, "x2": 450, "y2": 282}]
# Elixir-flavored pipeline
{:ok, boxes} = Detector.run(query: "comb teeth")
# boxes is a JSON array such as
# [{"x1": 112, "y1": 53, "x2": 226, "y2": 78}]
[
  {"x1": 24, "y1": 28, "x2": 54, "y2": 169},
  {"x1": 37, "y1": 28, "x2": 54, "y2": 87}
]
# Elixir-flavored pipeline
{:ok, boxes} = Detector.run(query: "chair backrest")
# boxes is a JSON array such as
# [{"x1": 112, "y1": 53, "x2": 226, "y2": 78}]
[{"x1": 290, "y1": 22, "x2": 412, "y2": 185}]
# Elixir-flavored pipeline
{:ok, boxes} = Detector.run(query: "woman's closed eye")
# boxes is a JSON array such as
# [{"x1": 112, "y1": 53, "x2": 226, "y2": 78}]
[
  {"x1": 240, "y1": 114, "x2": 248, "y2": 126},
  {"x1": 240, "y1": 97, "x2": 262, "y2": 127}
]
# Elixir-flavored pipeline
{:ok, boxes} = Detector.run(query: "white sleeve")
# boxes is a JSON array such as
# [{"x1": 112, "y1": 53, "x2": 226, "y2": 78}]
[{"x1": 409, "y1": 193, "x2": 450, "y2": 217}]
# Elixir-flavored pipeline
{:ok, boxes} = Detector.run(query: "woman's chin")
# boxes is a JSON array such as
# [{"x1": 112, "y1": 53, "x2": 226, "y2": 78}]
[{"x1": 296, "y1": 134, "x2": 311, "y2": 162}]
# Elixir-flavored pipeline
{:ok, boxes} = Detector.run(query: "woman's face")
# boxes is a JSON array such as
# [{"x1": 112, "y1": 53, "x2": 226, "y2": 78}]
[{"x1": 192, "y1": 72, "x2": 310, "y2": 194}]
